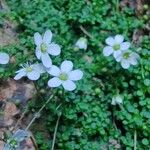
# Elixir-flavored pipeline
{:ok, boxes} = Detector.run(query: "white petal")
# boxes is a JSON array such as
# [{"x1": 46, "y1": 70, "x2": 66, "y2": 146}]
[
  {"x1": 47, "y1": 65, "x2": 61, "y2": 76},
  {"x1": 0, "y1": 52, "x2": 10, "y2": 64},
  {"x1": 48, "y1": 77, "x2": 62, "y2": 87},
  {"x1": 115, "y1": 96, "x2": 123, "y2": 104},
  {"x1": 132, "y1": 52, "x2": 140, "y2": 59},
  {"x1": 121, "y1": 59, "x2": 130, "y2": 69},
  {"x1": 129, "y1": 53, "x2": 140, "y2": 65},
  {"x1": 129, "y1": 58, "x2": 137, "y2": 65},
  {"x1": 111, "y1": 99, "x2": 116, "y2": 105},
  {"x1": 27, "y1": 70, "x2": 40, "y2": 80},
  {"x1": 33, "y1": 63, "x2": 46, "y2": 74},
  {"x1": 41, "y1": 53, "x2": 52, "y2": 68},
  {"x1": 35, "y1": 47, "x2": 41, "y2": 59},
  {"x1": 120, "y1": 42, "x2": 130, "y2": 50},
  {"x1": 105, "y1": 37, "x2": 115, "y2": 46},
  {"x1": 115, "y1": 35, "x2": 124, "y2": 44},
  {"x1": 115, "y1": 55, "x2": 122, "y2": 62},
  {"x1": 13, "y1": 129, "x2": 29, "y2": 142},
  {"x1": 43, "y1": 30, "x2": 52, "y2": 44},
  {"x1": 62, "y1": 80, "x2": 76, "y2": 91},
  {"x1": 14, "y1": 69, "x2": 26, "y2": 80},
  {"x1": 34, "y1": 32, "x2": 42, "y2": 46},
  {"x1": 113, "y1": 51, "x2": 122, "y2": 59},
  {"x1": 15, "y1": 68, "x2": 25, "y2": 73},
  {"x1": 103, "y1": 46, "x2": 113, "y2": 56},
  {"x1": 68, "y1": 69, "x2": 83, "y2": 81},
  {"x1": 61, "y1": 60, "x2": 73, "y2": 73},
  {"x1": 47, "y1": 43, "x2": 61, "y2": 56}
]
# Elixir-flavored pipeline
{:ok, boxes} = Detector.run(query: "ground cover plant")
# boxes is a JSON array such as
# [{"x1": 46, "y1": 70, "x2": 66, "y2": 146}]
[{"x1": 0, "y1": 0, "x2": 150, "y2": 149}]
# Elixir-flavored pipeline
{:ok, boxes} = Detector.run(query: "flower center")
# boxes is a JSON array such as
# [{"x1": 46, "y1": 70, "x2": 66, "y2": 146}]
[
  {"x1": 9, "y1": 139, "x2": 17, "y2": 145},
  {"x1": 26, "y1": 66, "x2": 33, "y2": 73},
  {"x1": 113, "y1": 44, "x2": 120, "y2": 51},
  {"x1": 123, "y1": 52, "x2": 130, "y2": 59},
  {"x1": 59, "y1": 73, "x2": 68, "y2": 81},
  {"x1": 41, "y1": 43, "x2": 47, "y2": 53}
]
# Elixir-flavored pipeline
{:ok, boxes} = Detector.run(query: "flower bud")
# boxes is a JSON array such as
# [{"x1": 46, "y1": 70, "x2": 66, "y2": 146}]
[
  {"x1": 111, "y1": 95, "x2": 123, "y2": 105},
  {"x1": 75, "y1": 37, "x2": 87, "y2": 50}
]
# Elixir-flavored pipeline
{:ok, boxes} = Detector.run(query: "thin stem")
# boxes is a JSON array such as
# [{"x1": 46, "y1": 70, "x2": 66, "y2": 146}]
[
  {"x1": 56, "y1": 103, "x2": 62, "y2": 111},
  {"x1": 14, "y1": 106, "x2": 28, "y2": 130},
  {"x1": 33, "y1": 81, "x2": 43, "y2": 100},
  {"x1": 116, "y1": 0, "x2": 119, "y2": 13},
  {"x1": 51, "y1": 114, "x2": 61, "y2": 150},
  {"x1": 134, "y1": 130, "x2": 137, "y2": 150},
  {"x1": 140, "y1": 59, "x2": 145, "y2": 79},
  {"x1": 25, "y1": 95, "x2": 54, "y2": 131},
  {"x1": 79, "y1": 25, "x2": 93, "y2": 39}
]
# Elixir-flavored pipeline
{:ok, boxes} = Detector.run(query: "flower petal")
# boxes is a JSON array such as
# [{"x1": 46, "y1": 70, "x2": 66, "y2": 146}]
[
  {"x1": 0, "y1": 52, "x2": 10, "y2": 64},
  {"x1": 120, "y1": 42, "x2": 130, "y2": 50},
  {"x1": 113, "y1": 51, "x2": 122, "y2": 59},
  {"x1": 34, "y1": 32, "x2": 42, "y2": 46},
  {"x1": 129, "y1": 58, "x2": 138, "y2": 65},
  {"x1": 33, "y1": 63, "x2": 46, "y2": 74},
  {"x1": 27, "y1": 70, "x2": 40, "y2": 80},
  {"x1": 14, "y1": 69, "x2": 26, "y2": 80},
  {"x1": 43, "y1": 30, "x2": 52, "y2": 44},
  {"x1": 48, "y1": 77, "x2": 62, "y2": 87},
  {"x1": 103, "y1": 46, "x2": 113, "y2": 56},
  {"x1": 68, "y1": 69, "x2": 83, "y2": 81},
  {"x1": 13, "y1": 129, "x2": 29, "y2": 142},
  {"x1": 121, "y1": 59, "x2": 130, "y2": 69},
  {"x1": 132, "y1": 52, "x2": 140, "y2": 59},
  {"x1": 61, "y1": 60, "x2": 73, "y2": 73},
  {"x1": 41, "y1": 53, "x2": 52, "y2": 68},
  {"x1": 47, "y1": 43, "x2": 61, "y2": 56},
  {"x1": 115, "y1": 35, "x2": 124, "y2": 44},
  {"x1": 62, "y1": 80, "x2": 76, "y2": 91},
  {"x1": 105, "y1": 37, "x2": 115, "y2": 46},
  {"x1": 115, "y1": 55, "x2": 122, "y2": 62},
  {"x1": 47, "y1": 65, "x2": 61, "y2": 76},
  {"x1": 35, "y1": 47, "x2": 41, "y2": 59}
]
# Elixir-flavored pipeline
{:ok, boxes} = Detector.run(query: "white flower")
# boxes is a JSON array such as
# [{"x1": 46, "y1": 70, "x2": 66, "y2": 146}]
[
  {"x1": 34, "y1": 30, "x2": 61, "y2": 68},
  {"x1": 103, "y1": 35, "x2": 130, "y2": 58},
  {"x1": 75, "y1": 37, "x2": 87, "y2": 50},
  {"x1": 111, "y1": 95, "x2": 123, "y2": 105},
  {"x1": 0, "y1": 52, "x2": 10, "y2": 64},
  {"x1": 116, "y1": 50, "x2": 140, "y2": 69},
  {"x1": 47, "y1": 60, "x2": 83, "y2": 91},
  {"x1": 14, "y1": 63, "x2": 46, "y2": 80}
]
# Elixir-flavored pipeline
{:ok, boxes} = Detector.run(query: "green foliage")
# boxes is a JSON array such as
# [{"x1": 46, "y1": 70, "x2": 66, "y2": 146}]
[{"x1": 1, "y1": 0, "x2": 150, "y2": 149}]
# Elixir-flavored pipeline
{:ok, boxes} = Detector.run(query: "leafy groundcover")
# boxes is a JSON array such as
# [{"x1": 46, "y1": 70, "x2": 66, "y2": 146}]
[{"x1": 0, "y1": 0, "x2": 150, "y2": 149}]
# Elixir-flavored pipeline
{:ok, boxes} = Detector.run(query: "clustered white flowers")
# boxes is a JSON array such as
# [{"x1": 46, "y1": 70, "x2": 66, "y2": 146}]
[
  {"x1": 103, "y1": 34, "x2": 140, "y2": 69},
  {"x1": 2, "y1": 33, "x2": 141, "y2": 93},
  {"x1": 14, "y1": 30, "x2": 83, "y2": 91}
]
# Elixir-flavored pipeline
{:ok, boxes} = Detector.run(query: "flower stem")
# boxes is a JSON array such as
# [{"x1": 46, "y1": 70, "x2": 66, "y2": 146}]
[
  {"x1": 116, "y1": 0, "x2": 119, "y2": 13},
  {"x1": 51, "y1": 113, "x2": 61, "y2": 150},
  {"x1": 134, "y1": 130, "x2": 137, "y2": 150},
  {"x1": 79, "y1": 25, "x2": 93, "y2": 39},
  {"x1": 14, "y1": 106, "x2": 28, "y2": 130},
  {"x1": 25, "y1": 95, "x2": 54, "y2": 131},
  {"x1": 140, "y1": 59, "x2": 145, "y2": 79}
]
